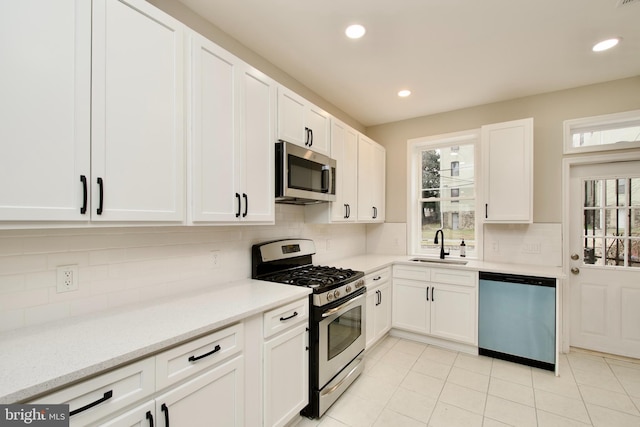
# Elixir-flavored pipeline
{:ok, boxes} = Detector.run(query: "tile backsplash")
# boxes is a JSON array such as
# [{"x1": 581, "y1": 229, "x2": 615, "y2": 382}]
[{"x1": 0, "y1": 205, "x2": 366, "y2": 332}]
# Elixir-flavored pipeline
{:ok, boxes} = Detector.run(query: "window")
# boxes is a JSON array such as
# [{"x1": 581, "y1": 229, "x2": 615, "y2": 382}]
[
  {"x1": 408, "y1": 130, "x2": 479, "y2": 257},
  {"x1": 564, "y1": 109, "x2": 640, "y2": 154},
  {"x1": 582, "y1": 176, "x2": 640, "y2": 268}
]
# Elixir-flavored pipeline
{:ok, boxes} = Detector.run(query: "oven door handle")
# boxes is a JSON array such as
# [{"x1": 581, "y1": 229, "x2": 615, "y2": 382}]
[
  {"x1": 320, "y1": 357, "x2": 363, "y2": 397},
  {"x1": 321, "y1": 294, "x2": 364, "y2": 318}
]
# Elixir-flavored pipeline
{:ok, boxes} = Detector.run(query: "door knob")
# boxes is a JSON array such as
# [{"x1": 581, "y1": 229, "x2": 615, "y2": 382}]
[
  {"x1": 571, "y1": 267, "x2": 580, "y2": 275},
  {"x1": 571, "y1": 253, "x2": 580, "y2": 261}
]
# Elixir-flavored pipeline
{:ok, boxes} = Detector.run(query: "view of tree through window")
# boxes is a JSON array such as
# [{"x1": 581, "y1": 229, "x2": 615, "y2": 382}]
[{"x1": 419, "y1": 143, "x2": 475, "y2": 253}]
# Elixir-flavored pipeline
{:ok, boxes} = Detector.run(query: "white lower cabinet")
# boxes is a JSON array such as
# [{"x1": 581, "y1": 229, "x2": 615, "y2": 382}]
[
  {"x1": 263, "y1": 299, "x2": 309, "y2": 427},
  {"x1": 392, "y1": 265, "x2": 477, "y2": 345},
  {"x1": 365, "y1": 267, "x2": 392, "y2": 349},
  {"x1": 96, "y1": 400, "x2": 155, "y2": 427},
  {"x1": 154, "y1": 356, "x2": 244, "y2": 427}
]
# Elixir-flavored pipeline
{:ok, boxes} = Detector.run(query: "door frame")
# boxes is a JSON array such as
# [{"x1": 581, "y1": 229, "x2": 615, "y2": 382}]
[{"x1": 561, "y1": 150, "x2": 640, "y2": 353}]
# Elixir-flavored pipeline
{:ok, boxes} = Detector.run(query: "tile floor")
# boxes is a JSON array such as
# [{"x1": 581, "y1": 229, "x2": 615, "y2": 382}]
[{"x1": 294, "y1": 336, "x2": 640, "y2": 427}]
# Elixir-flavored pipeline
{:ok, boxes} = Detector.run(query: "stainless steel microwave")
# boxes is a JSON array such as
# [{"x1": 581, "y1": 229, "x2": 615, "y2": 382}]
[{"x1": 275, "y1": 141, "x2": 336, "y2": 204}]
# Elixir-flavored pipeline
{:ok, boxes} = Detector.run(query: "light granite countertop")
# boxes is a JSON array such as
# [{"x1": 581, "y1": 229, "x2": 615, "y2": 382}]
[
  {"x1": 0, "y1": 279, "x2": 311, "y2": 404},
  {"x1": 330, "y1": 254, "x2": 565, "y2": 279}
]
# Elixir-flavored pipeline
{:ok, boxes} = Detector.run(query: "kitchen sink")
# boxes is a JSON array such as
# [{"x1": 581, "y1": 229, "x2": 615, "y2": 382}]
[{"x1": 409, "y1": 257, "x2": 468, "y2": 266}]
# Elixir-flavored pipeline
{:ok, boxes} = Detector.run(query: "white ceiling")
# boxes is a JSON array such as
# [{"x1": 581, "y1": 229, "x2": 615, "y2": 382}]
[{"x1": 178, "y1": 0, "x2": 640, "y2": 127}]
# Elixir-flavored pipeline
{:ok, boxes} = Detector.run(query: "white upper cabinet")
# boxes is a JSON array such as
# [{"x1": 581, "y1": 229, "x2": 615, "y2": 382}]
[
  {"x1": 481, "y1": 118, "x2": 533, "y2": 223},
  {"x1": 0, "y1": 0, "x2": 91, "y2": 221},
  {"x1": 330, "y1": 120, "x2": 359, "y2": 222},
  {"x1": 277, "y1": 87, "x2": 330, "y2": 156},
  {"x1": 357, "y1": 135, "x2": 386, "y2": 222},
  {"x1": 188, "y1": 32, "x2": 275, "y2": 224},
  {"x1": 91, "y1": 0, "x2": 185, "y2": 222}
]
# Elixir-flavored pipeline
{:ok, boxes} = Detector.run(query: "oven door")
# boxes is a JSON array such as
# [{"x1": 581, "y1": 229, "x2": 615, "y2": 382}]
[{"x1": 317, "y1": 292, "x2": 366, "y2": 388}]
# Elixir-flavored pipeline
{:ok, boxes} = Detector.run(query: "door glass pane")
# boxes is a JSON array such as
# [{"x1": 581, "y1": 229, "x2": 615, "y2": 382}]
[
  {"x1": 605, "y1": 208, "x2": 626, "y2": 236},
  {"x1": 632, "y1": 209, "x2": 640, "y2": 237},
  {"x1": 583, "y1": 209, "x2": 601, "y2": 236},
  {"x1": 631, "y1": 239, "x2": 640, "y2": 267},
  {"x1": 584, "y1": 180, "x2": 601, "y2": 207},
  {"x1": 605, "y1": 179, "x2": 626, "y2": 207},
  {"x1": 632, "y1": 178, "x2": 640, "y2": 207},
  {"x1": 328, "y1": 306, "x2": 361, "y2": 360},
  {"x1": 583, "y1": 237, "x2": 601, "y2": 265},
  {"x1": 604, "y1": 238, "x2": 625, "y2": 266}
]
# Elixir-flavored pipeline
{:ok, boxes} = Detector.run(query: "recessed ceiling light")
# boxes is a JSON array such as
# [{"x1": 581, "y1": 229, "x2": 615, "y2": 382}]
[
  {"x1": 592, "y1": 38, "x2": 621, "y2": 52},
  {"x1": 345, "y1": 24, "x2": 366, "y2": 39},
  {"x1": 398, "y1": 89, "x2": 411, "y2": 97}
]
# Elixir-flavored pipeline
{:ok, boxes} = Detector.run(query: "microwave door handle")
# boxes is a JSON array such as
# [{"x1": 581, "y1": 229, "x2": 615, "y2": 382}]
[{"x1": 321, "y1": 167, "x2": 329, "y2": 193}]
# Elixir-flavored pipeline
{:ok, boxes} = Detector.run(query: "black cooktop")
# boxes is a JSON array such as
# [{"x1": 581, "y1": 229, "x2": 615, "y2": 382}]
[{"x1": 259, "y1": 265, "x2": 364, "y2": 291}]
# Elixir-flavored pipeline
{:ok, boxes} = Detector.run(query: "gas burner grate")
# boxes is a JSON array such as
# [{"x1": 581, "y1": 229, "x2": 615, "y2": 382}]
[{"x1": 260, "y1": 265, "x2": 360, "y2": 290}]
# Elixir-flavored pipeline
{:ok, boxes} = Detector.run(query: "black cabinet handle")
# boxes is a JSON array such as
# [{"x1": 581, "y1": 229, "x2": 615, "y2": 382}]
[
  {"x1": 235, "y1": 193, "x2": 241, "y2": 218},
  {"x1": 426, "y1": 287, "x2": 429, "y2": 301},
  {"x1": 432, "y1": 286, "x2": 435, "y2": 302},
  {"x1": 373, "y1": 276, "x2": 382, "y2": 281},
  {"x1": 280, "y1": 311, "x2": 298, "y2": 321},
  {"x1": 188, "y1": 344, "x2": 221, "y2": 362},
  {"x1": 346, "y1": 204, "x2": 351, "y2": 218},
  {"x1": 344, "y1": 204, "x2": 348, "y2": 219},
  {"x1": 242, "y1": 193, "x2": 248, "y2": 217},
  {"x1": 373, "y1": 206, "x2": 378, "y2": 219},
  {"x1": 161, "y1": 403, "x2": 169, "y2": 427},
  {"x1": 80, "y1": 175, "x2": 88, "y2": 214},
  {"x1": 304, "y1": 127, "x2": 310, "y2": 146},
  {"x1": 70, "y1": 390, "x2": 113, "y2": 417},
  {"x1": 485, "y1": 203, "x2": 488, "y2": 219},
  {"x1": 146, "y1": 410, "x2": 154, "y2": 427},
  {"x1": 309, "y1": 128, "x2": 313, "y2": 147},
  {"x1": 378, "y1": 290, "x2": 382, "y2": 305},
  {"x1": 96, "y1": 177, "x2": 104, "y2": 215}
]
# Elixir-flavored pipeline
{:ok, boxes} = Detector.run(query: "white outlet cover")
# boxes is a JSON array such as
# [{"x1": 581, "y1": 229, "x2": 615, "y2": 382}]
[{"x1": 56, "y1": 265, "x2": 79, "y2": 293}]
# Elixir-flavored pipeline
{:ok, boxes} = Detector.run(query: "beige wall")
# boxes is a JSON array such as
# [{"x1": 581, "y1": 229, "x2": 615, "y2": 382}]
[
  {"x1": 148, "y1": 0, "x2": 365, "y2": 133},
  {"x1": 366, "y1": 76, "x2": 640, "y2": 223}
]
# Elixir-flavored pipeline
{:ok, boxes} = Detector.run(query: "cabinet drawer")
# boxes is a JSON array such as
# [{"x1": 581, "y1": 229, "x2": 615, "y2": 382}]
[
  {"x1": 156, "y1": 323, "x2": 244, "y2": 390},
  {"x1": 431, "y1": 268, "x2": 477, "y2": 287},
  {"x1": 31, "y1": 358, "x2": 155, "y2": 427},
  {"x1": 364, "y1": 267, "x2": 391, "y2": 288},
  {"x1": 393, "y1": 265, "x2": 430, "y2": 281},
  {"x1": 264, "y1": 298, "x2": 309, "y2": 339}
]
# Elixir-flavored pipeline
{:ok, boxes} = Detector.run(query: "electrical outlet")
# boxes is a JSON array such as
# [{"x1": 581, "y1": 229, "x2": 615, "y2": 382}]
[
  {"x1": 491, "y1": 241, "x2": 500, "y2": 253},
  {"x1": 56, "y1": 265, "x2": 79, "y2": 293},
  {"x1": 211, "y1": 250, "x2": 221, "y2": 268}
]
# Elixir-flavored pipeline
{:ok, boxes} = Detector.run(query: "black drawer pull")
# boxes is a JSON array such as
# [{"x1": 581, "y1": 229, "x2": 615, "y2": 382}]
[
  {"x1": 188, "y1": 344, "x2": 221, "y2": 362},
  {"x1": 146, "y1": 410, "x2": 154, "y2": 427},
  {"x1": 242, "y1": 193, "x2": 248, "y2": 217},
  {"x1": 161, "y1": 403, "x2": 169, "y2": 427},
  {"x1": 80, "y1": 175, "x2": 88, "y2": 214},
  {"x1": 96, "y1": 177, "x2": 104, "y2": 215},
  {"x1": 70, "y1": 390, "x2": 113, "y2": 417},
  {"x1": 235, "y1": 193, "x2": 241, "y2": 218},
  {"x1": 280, "y1": 311, "x2": 298, "y2": 321}
]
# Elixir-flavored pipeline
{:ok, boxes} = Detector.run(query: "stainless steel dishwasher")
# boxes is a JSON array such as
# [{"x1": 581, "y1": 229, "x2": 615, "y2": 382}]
[{"x1": 478, "y1": 272, "x2": 556, "y2": 371}]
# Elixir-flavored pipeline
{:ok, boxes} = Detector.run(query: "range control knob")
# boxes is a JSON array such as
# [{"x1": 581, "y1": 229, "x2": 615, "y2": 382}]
[
  {"x1": 334, "y1": 290, "x2": 341, "y2": 299},
  {"x1": 354, "y1": 279, "x2": 365, "y2": 289},
  {"x1": 345, "y1": 285, "x2": 352, "y2": 293},
  {"x1": 326, "y1": 292, "x2": 334, "y2": 302}
]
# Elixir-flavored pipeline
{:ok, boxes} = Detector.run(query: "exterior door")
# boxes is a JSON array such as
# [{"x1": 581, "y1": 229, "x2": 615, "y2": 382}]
[{"x1": 569, "y1": 161, "x2": 640, "y2": 358}]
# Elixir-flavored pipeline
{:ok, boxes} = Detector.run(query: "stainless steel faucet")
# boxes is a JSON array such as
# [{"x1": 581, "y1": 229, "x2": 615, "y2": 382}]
[{"x1": 434, "y1": 229, "x2": 450, "y2": 259}]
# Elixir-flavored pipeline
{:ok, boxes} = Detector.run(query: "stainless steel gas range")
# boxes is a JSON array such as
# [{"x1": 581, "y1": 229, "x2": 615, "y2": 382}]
[{"x1": 252, "y1": 239, "x2": 366, "y2": 418}]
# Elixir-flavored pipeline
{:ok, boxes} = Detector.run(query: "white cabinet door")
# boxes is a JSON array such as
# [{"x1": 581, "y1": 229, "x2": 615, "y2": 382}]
[
  {"x1": 277, "y1": 86, "x2": 330, "y2": 156},
  {"x1": 330, "y1": 120, "x2": 359, "y2": 222},
  {"x1": 0, "y1": 0, "x2": 91, "y2": 221},
  {"x1": 482, "y1": 118, "x2": 533, "y2": 223},
  {"x1": 155, "y1": 356, "x2": 244, "y2": 427},
  {"x1": 189, "y1": 32, "x2": 239, "y2": 222},
  {"x1": 96, "y1": 400, "x2": 155, "y2": 427},
  {"x1": 375, "y1": 281, "x2": 392, "y2": 340},
  {"x1": 430, "y1": 283, "x2": 477, "y2": 345},
  {"x1": 357, "y1": 135, "x2": 385, "y2": 222},
  {"x1": 240, "y1": 66, "x2": 276, "y2": 223},
  {"x1": 92, "y1": 0, "x2": 185, "y2": 222},
  {"x1": 264, "y1": 323, "x2": 309, "y2": 427},
  {"x1": 392, "y1": 279, "x2": 430, "y2": 334},
  {"x1": 189, "y1": 33, "x2": 275, "y2": 223}
]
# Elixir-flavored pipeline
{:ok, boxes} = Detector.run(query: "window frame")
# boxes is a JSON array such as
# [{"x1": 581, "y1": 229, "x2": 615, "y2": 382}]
[
  {"x1": 563, "y1": 109, "x2": 640, "y2": 155},
  {"x1": 407, "y1": 129, "x2": 481, "y2": 258}
]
